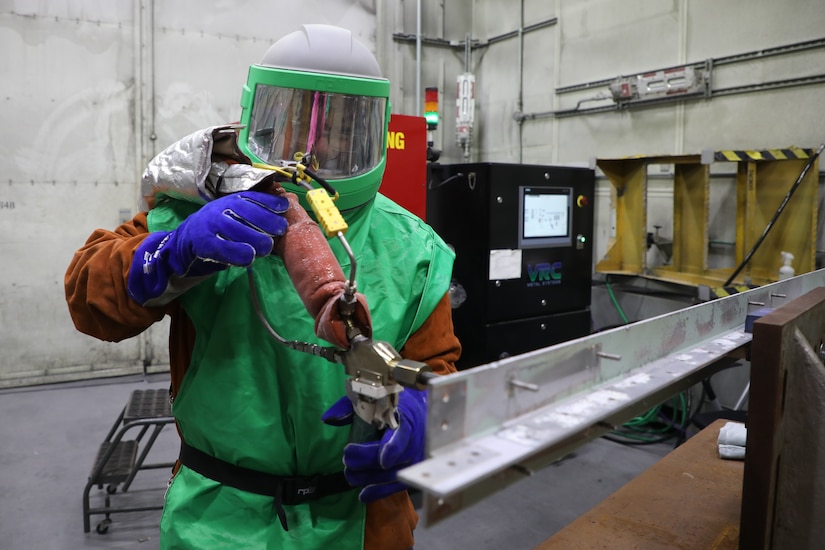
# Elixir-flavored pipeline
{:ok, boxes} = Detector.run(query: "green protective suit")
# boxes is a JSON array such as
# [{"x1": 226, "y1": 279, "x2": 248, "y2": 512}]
[{"x1": 147, "y1": 193, "x2": 454, "y2": 549}]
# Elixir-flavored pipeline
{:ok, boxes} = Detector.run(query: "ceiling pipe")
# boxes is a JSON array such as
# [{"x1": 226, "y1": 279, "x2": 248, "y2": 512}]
[{"x1": 415, "y1": 0, "x2": 422, "y2": 116}]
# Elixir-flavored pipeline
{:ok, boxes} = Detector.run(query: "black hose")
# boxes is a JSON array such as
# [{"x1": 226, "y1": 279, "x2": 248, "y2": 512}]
[
  {"x1": 723, "y1": 142, "x2": 825, "y2": 287},
  {"x1": 301, "y1": 165, "x2": 339, "y2": 198},
  {"x1": 427, "y1": 173, "x2": 465, "y2": 190}
]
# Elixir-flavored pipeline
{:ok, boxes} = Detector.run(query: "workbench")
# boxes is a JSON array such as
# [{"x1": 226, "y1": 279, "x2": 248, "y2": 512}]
[{"x1": 536, "y1": 419, "x2": 743, "y2": 549}]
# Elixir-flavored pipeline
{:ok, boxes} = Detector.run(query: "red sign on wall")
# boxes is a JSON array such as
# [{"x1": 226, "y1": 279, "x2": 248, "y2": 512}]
[{"x1": 380, "y1": 114, "x2": 427, "y2": 221}]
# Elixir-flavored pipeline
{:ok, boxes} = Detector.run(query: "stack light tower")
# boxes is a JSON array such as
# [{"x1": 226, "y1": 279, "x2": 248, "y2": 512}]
[{"x1": 424, "y1": 86, "x2": 441, "y2": 162}]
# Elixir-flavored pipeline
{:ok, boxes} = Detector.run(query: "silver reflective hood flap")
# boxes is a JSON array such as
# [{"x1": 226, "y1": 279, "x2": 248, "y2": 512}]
[{"x1": 140, "y1": 125, "x2": 275, "y2": 211}]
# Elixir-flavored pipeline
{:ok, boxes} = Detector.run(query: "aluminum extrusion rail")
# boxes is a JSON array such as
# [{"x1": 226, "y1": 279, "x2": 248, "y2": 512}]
[{"x1": 399, "y1": 269, "x2": 825, "y2": 525}]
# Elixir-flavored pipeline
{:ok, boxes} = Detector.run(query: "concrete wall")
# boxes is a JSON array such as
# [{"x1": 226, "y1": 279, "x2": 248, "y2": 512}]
[
  {"x1": 1, "y1": 0, "x2": 823, "y2": 387},
  {"x1": 0, "y1": 0, "x2": 378, "y2": 386}
]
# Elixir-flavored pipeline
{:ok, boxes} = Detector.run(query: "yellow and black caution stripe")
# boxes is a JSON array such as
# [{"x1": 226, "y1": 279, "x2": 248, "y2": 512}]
[
  {"x1": 713, "y1": 147, "x2": 813, "y2": 163},
  {"x1": 710, "y1": 284, "x2": 758, "y2": 299}
]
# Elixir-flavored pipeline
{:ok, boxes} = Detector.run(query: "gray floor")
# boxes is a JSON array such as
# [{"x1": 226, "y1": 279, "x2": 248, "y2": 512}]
[{"x1": 0, "y1": 375, "x2": 678, "y2": 550}]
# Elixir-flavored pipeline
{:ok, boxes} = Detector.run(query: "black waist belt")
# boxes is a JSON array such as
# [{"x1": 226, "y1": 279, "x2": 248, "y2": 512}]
[{"x1": 178, "y1": 441, "x2": 353, "y2": 530}]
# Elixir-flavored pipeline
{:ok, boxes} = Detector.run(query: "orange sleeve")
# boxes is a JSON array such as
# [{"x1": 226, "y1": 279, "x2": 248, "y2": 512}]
[
  {"x1": 65, "y1": 213, "x2": 171, "y2": 340},
  {"x1": 364, "y1": 293, "x2": 461, "y2": 550},
  {"x1": 400, "y1": 292, "x2": 461, "y2": 375},
  {"x1": 64, "y1": 214, "x2": 194, "y2": 397}
]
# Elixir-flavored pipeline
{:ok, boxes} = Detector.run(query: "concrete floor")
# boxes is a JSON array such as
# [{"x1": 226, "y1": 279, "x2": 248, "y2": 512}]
[{"x1": 0, "y1": 375, "x2": 677, "y2": 550}]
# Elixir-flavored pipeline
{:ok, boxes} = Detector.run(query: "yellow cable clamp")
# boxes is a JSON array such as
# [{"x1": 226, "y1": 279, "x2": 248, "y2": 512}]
[{"x1": 293, "y1": 163, "x2": 314, "y2": 187}]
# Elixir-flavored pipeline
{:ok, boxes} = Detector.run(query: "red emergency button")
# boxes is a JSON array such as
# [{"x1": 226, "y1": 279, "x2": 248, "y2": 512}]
[{"x1": 576, "y1": 194, "x2": 589, "y2": 207}]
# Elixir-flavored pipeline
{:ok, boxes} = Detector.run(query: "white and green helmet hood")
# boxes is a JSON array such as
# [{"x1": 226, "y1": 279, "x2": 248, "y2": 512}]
[{"x1": 237, "y1": 24, "x2": 390, "y2": 211}]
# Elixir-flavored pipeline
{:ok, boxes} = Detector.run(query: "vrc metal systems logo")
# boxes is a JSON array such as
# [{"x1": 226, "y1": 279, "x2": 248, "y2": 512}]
[{"x1": 527, "y1": 261, "x2": 563, "y2": 287}]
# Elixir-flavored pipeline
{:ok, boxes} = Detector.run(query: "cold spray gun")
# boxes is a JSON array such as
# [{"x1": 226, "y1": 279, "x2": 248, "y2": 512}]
[
  {"x1": 304, "y1": 173, "x2": 436, "y2": 439},
  {"x1": 246, "y1": 159, "x2": 435, "y2": 442}
]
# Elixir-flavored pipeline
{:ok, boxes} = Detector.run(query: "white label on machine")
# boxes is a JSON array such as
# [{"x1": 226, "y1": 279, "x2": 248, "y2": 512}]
[{"x1": 489, "y1": 249, "x2": 522, "y2": 280}]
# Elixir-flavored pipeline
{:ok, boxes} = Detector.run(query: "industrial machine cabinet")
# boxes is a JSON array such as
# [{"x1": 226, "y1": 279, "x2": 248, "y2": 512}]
[
  {"x1": 83, "y1": 388, "x2": 175, "y2": 534},
  {"x1": 427, "y1": 162, "x2": 595, "y2": 369}
]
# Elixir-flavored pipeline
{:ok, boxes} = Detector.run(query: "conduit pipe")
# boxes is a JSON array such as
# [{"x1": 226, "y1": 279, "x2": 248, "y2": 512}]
[{"x1": 415, "y1": 0, "x2": 422, "y2": 116}]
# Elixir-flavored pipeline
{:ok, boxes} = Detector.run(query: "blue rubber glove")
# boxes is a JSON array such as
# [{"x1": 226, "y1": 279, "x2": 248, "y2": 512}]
[
  {"x1": 322, "y1": 388, "x2": 427, "y2": 502},
  {"x1": 128, "y1": 191, "x2": 289, "y2": 305}
]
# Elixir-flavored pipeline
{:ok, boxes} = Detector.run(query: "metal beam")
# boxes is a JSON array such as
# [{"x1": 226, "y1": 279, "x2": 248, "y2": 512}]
[
  {"x1": 391, "y1": 17, "x2": 557, "y2": 50},
  {"x1": 399, "y1": 269, "x2": 825, "y2": 525}
]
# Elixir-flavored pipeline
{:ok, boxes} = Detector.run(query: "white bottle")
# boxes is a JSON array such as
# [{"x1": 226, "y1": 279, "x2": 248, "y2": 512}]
[{"x1": 779, "y1": 251, "x2": 795, "y2": 280}]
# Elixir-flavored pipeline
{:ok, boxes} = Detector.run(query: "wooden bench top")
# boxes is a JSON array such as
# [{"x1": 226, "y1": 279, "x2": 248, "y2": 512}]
[{"x1": 536, "y1": 419, "x2": 743, "y2": 549}]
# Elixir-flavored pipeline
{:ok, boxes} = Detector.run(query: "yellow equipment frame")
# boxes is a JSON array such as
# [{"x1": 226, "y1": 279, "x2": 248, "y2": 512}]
[{"x1": 595, "y1": 148, "x2": 818, "y2": 288}]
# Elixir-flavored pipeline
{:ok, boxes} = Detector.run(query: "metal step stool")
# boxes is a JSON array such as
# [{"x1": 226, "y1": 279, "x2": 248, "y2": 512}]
[{"x1": 83, "y1": 388, "x2": 175, "y2": 534}]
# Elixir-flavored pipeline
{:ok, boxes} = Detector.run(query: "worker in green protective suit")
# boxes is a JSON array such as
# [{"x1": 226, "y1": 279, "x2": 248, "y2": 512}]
[{"x1": 65, "y1": 24, "x2": 461, "y2": 549}]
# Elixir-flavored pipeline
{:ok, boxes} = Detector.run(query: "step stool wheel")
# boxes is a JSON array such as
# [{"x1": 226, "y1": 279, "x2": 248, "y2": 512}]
[{"x1": 96, "y1": 518, "x2": 111, "y2": 534}]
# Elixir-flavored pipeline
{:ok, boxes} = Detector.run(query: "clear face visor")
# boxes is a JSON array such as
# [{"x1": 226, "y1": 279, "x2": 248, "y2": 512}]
[{"x1": 247, "y1": 85, "x2": 387, "y2": 180}]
